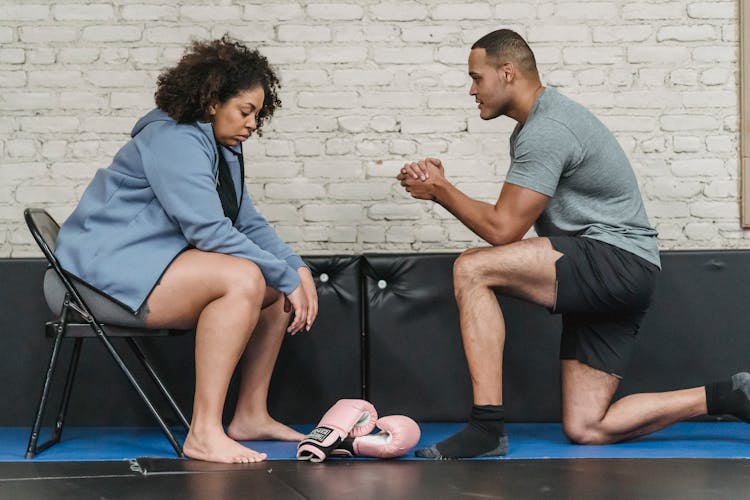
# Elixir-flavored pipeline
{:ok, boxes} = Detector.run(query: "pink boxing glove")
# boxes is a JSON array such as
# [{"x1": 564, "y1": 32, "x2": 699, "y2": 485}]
[
  {"x1": 297, "y1": 399, "x2": 378, "y2": 462},
  {"x1": 332, "y1": 415, "x2": 421, "y2": 459}
]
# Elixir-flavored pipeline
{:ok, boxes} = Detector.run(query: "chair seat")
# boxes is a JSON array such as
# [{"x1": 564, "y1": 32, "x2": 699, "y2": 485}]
[{"x1": 46, "y1": 321, "x2": 189, "y2": 338}]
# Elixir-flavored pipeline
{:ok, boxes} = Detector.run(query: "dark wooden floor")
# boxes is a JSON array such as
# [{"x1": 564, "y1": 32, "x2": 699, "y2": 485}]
[{"x1": 1, "y1": 458, "x2": 749, "y2": 499}]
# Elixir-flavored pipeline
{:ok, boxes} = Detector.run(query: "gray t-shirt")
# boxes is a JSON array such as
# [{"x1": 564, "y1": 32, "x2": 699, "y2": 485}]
[{"x1": 506, "y1": 87, "x2": 660, "y2": 268}]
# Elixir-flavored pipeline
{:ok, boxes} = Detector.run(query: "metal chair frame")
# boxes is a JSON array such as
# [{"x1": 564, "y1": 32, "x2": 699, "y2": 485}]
[{"x1": 23, "y1": 208, "x2": 190, "y2": 459}]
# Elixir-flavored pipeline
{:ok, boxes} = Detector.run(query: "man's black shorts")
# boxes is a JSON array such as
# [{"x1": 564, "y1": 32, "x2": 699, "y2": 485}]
[{"x1": 548, "y1": 236, "x2": 660, "y2": 378}]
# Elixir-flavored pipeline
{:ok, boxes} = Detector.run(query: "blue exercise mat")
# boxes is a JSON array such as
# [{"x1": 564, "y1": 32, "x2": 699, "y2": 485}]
[{"x1": 2, "y1": 422, "x2": 749, "y2": 462}]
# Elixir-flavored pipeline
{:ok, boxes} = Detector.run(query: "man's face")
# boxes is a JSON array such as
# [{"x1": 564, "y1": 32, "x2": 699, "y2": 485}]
[
  {"x1": 209, "y1": 85, "x2": 265, "y2": 147},
  {"x1": 468, "y1": 48, "x2": 511, "y2": 120}
]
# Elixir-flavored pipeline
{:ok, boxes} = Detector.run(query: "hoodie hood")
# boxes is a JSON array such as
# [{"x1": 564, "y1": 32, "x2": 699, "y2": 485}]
[
  {"x1": 130, "y1": 108, "x2": 239, "y2": 154},
  {"x1": 131, "y1": 108, "x2": 174, "y2": 137}
]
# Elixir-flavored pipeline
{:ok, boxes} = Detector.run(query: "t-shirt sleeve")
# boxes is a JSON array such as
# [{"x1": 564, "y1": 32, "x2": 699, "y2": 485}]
[{"x1": 505, "y1": 118, "x2": 582, "y2": 197}]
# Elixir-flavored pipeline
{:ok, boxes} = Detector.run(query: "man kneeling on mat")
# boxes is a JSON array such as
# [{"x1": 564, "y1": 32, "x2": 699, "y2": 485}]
[{"x1": 397, "y1": 28, "x2": 749, "y2": 459}]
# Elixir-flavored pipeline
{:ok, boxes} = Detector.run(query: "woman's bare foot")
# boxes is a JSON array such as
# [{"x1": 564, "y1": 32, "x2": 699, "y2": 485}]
[
  {"x1": 227, "y1": 415, "x2": 305, "y2": 442},
  {"x1": 183, "y1": 427, "x2": 267, "y2": 464}
]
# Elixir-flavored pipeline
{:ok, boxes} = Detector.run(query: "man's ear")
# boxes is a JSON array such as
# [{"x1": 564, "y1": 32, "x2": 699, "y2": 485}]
[{"x1": 500, "y1": 61, "x2": 514, "y2": 82}]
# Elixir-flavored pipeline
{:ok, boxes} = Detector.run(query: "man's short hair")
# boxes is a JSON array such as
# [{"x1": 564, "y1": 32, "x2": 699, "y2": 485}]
[{"x1": 472, "y1": 29, "x2": 538, "y2": 76}]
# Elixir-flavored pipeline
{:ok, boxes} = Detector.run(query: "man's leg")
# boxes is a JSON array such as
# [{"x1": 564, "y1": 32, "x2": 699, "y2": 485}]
[
  {"x1": 561, "y1": 359, "x2": 707, "y2": 444},
  {"x1": 416, "y1": 237, "x2": 562, "y2": 459},
  {"x1": 454, "y1": 239, "x2": 562, "y2": 405}
]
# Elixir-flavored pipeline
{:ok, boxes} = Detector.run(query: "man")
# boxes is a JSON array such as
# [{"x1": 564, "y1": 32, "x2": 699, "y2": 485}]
[{"x1": 398, "y1": 29, "x2": 750, "y2": 459}]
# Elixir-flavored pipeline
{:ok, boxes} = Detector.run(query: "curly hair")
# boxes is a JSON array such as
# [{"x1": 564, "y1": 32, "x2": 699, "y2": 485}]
[{"x1": 155, "y1": 35, "x2": 281, "y2": 134}]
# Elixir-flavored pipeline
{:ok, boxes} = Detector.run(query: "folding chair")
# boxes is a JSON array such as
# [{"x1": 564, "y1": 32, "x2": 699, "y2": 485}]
[{"x1": 23, "y1": 208, "x2": 190, "y2": 458}]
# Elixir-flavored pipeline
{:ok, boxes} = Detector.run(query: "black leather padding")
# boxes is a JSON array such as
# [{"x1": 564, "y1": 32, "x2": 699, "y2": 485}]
[
  {"x1": 266, "y1": 256, "x2": 363, "y2": 423},
  {"x1": 5, "y1": 250, "x2": 750, "y2": 426}
]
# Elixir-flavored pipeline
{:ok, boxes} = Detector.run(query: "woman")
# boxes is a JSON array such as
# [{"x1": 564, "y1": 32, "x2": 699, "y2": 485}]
[{"x1": 48, "y1": 36, "x2": 318, "y2": 463}]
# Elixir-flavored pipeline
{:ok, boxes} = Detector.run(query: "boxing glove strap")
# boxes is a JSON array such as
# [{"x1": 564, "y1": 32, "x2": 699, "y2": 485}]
[
  {"x1": 297, "y1": 426, "x2": 344, "y2": 462},
  {"x1": 330, "y1": 437, "x2": 355, "y2": 458}
]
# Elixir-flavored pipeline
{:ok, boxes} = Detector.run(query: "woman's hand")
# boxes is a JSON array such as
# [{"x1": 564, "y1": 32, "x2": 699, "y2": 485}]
[
  {"x1": 284, "y1": 285, "x2": 308, "y2": 335},
  {"x1": 297, "y1": 267, "x2": 319, "y2": 332}
]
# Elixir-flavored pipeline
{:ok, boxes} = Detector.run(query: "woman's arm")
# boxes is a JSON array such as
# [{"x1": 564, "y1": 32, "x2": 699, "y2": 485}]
[{"x1": 234, "y1": 189, "x2": 307, "y2": 271}]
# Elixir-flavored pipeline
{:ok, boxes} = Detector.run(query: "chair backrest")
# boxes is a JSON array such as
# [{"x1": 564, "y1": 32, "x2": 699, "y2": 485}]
[
  {"x1": 24, "y1": 208, "x2": 61, "y2": 264},
  {"x1": 24, "y1": 207, "x2": 96, "y2": 319}
]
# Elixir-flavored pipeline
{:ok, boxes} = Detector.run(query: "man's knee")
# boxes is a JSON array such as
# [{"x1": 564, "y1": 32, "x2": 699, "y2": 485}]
[
  {"x1": 562, "y1": 418, "x2": 612, "y2": 445},
  {"x1": 453, "y1": 246, "x2": 514, "y2": 294},
  {"x1": 453, "y1": 248, "x2": 487, "y2": 290}
]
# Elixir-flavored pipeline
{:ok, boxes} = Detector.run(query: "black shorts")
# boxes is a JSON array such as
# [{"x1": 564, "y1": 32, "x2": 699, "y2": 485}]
[{"x1": 549, "y1": 236, "x2": 660, "y2": 378}]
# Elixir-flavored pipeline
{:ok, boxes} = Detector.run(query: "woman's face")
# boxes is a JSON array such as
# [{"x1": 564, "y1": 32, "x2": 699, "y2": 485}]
[{"x1": 209, "y1": 85, "x2": 265, "y2": 146}]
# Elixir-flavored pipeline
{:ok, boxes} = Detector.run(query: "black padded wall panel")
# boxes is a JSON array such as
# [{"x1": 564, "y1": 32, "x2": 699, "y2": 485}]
[
  {"x1": 266, "y1": 256, "x2": 362, "y2": 423},
  {"x1": 5, "y1": 250, "x2": 750, "y2": 426}
]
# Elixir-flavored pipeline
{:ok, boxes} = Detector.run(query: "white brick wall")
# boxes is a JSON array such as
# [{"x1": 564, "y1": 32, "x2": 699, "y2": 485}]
[{"x1": 0, "y1": 0, "x2": 745, "y2": 257}]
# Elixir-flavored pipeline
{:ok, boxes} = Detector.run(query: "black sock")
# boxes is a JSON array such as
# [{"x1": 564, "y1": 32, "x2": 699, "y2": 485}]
[
  {"x1": 416, "y1": 405, "x2": 507, "y2": 459},
  {"x1": 468, "y1": 404, "x2": 506, "y2": 436},
  {"x1": 706, "y1": 372, "x2": 750, "y2": 422}
]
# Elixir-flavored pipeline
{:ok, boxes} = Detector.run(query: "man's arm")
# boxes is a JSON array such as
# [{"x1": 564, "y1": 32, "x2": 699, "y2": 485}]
[{"x1": 398, "y1": 158, "x2": 550, "y2": 246}]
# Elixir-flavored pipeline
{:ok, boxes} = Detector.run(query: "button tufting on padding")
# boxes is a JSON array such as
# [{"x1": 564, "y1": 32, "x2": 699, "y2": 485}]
[
  {"x1": 377, "y1": 279, "x2": 387, "y2": 289},
  {"x1": 319, "y1": 273, "x2": 330, "y2": 283}
]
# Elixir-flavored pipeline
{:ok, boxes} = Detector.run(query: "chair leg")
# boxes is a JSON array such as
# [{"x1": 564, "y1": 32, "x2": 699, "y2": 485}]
[
  {"x1": 50, "y1": 337, "x2": 83, "y2": 445},
  {"x1": 89, "y1": 322, "x2": 184, "y2": 457},
  {"x1": 126, "y1": 338, "x2": 191, "y2": 431},
  {"x1": 25, "y1": 313, "x2": 67, "y2": 459}
]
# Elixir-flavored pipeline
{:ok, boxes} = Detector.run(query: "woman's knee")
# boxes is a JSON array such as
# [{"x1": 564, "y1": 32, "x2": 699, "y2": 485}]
[{"x1": 218, "y1": 258, "x2": 267, "y2": 305}]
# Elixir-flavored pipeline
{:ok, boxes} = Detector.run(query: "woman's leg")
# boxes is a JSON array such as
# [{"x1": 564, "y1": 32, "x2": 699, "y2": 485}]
[
  {"x1": 145, "y1": 249, "x2": 268, "y2": 463},
  {"x1": 227, "y1": 291, "x2": 305, "y2": 442}
]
